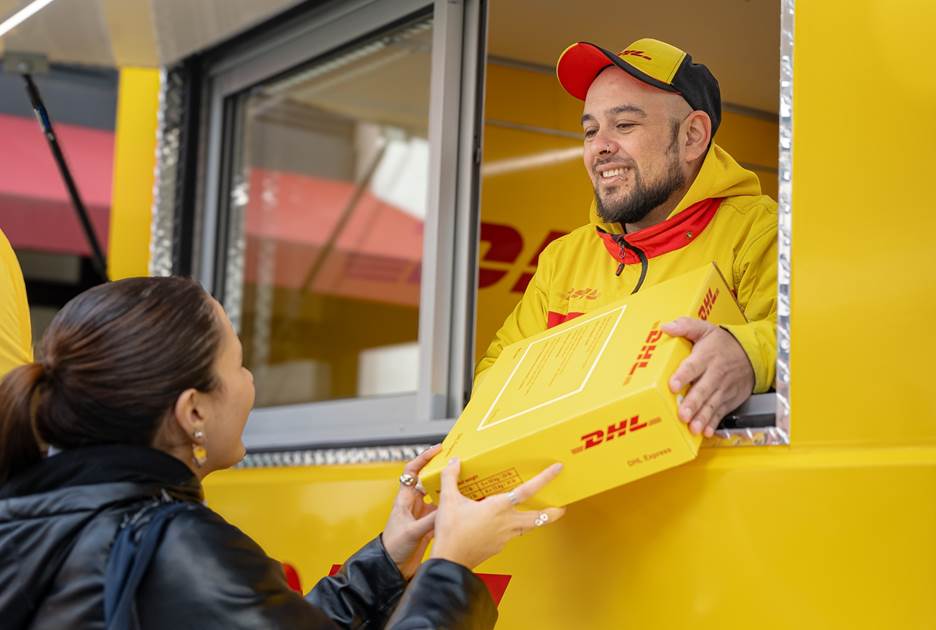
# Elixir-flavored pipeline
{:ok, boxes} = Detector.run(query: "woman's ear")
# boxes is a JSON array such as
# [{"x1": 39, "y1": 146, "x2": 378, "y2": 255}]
[
  {"x1": 172, "y1": 388, "x2": 203, "y2": 437},
  {"x1": 683, "y1": 111, "x2": 712, "y2": 162}
]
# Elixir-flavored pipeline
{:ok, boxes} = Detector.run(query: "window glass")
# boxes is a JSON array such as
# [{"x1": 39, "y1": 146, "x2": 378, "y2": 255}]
[{"x1": 229, "y1": 19, "x2": 433, "y2": 407}]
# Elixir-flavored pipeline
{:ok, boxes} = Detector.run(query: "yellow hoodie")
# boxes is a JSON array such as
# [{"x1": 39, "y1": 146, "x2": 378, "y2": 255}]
[{"x1": 475, "y1": 144, "x2": 777, "y2": 393}]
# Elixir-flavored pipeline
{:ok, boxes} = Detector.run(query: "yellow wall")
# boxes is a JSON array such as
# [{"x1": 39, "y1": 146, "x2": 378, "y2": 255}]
[
  {"x1": 202, "y1": 3, "x2": 936, "y2": 626},
  {"x1": 790, "y1": 1, "x2": 936, "y2": 447},
  {"x1": 107, "y1": 68, "x2": 159, "y2": 280}
]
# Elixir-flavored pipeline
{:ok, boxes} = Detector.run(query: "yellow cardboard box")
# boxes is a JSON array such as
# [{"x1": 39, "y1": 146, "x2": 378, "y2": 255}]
[{"x1": 420, "y1": 263, "x2": 747, "y2": 507}]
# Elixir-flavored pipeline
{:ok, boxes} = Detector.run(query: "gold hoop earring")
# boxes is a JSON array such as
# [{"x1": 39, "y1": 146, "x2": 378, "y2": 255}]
[{"x1": 192, "y1": 429, "x2": 207, "y2": 467}]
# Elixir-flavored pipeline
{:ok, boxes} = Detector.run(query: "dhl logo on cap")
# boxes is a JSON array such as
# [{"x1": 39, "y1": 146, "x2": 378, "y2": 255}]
[{"x1": 556, "y1": 37, "x2": 722, "y2": 135}]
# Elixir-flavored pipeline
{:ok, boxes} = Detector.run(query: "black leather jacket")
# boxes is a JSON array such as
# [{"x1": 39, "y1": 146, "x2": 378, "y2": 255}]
[{"x1": 0, "y1": 445, "x2": 497, "y2": 629}]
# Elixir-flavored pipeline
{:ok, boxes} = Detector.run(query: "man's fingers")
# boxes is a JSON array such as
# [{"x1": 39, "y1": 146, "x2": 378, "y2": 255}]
[
  {"x1": 506, "y1": 463, "x2": 564, "y2": 505},
  {"x1": 661, "y1": 317, "x2": 712, "y2": 343},
  {"x1": 668, "y1": 352, "x2": 707, "y2": 394},
  {"x1": 678, "y1": 366, "x2": 719, "y2": 423},
  {"x1": 404, "y1": 443, "x2": 443, "y2": 476},
  {"x1": 689, "y1": 397, "x2": 720, "y2": 435}
]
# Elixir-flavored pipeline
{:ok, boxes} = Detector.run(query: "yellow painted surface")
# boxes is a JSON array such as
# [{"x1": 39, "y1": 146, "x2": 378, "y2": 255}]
[
  {"x1": 107, "y1": 68, "x2": 159, "y2": 280},
  {"x1": 207, "y1": 445, "x2": 936, "y2": 628},
  {"x1": 788, "y1": 0, "x2": 936, "y2": 446},
  {"x1": 205, "y1": 2, "x2": 936, "y2": 627}
]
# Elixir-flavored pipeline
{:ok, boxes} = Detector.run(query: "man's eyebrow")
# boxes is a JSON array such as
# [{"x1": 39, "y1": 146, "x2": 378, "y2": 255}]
[
  {"x1": 609, "y1": 104, "x2": 646, "y2": 117},
  {"x1": 581, "y1": 105, "x2": 647, "y2": 126}
]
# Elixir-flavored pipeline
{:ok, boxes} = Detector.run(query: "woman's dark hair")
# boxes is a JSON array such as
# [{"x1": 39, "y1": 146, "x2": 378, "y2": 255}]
[{"x1": 0, "y1": 276, "x2": 223, "y2": 483}]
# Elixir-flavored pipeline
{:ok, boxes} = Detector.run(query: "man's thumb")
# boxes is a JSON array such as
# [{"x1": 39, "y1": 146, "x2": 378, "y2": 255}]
[{"x1": 661, "y1": 317, "x2": 711, "y2": 342}]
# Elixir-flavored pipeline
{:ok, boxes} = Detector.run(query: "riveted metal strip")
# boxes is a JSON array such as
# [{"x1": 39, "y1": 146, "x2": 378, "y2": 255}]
[
  {"x1": 775, "y1": 0, "x2": 794, "y2": 441},
  {"x1": 149, "y1": 65, "x2": 186, "y2": 277},
  {"x1": 237, "y1": 445, "x2": 433, "y2": 468}
]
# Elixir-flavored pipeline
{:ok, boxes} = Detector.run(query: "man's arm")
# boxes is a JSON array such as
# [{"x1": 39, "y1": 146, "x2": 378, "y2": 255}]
[
  {"x1": 721, "y1": 221, "x2": 778, "y2": 394},
  {"x1": 664, "y1": 211, "x2": 778, "y2": 436}
]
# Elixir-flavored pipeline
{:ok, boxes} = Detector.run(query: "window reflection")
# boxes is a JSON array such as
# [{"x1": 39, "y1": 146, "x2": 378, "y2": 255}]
[{"x1": 230, "y1": 19, "x2": 433, "y2": 407}]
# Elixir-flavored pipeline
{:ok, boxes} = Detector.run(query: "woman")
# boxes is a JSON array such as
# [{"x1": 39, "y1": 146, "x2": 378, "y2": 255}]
[{"x1": 0, "y1": 277, "x2": 564, "y2": 629}]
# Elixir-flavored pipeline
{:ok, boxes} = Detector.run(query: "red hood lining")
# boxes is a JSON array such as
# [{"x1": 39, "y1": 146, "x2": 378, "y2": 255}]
[{"x1": 596, "y1": 197, "x2": 722, "y2": 264}]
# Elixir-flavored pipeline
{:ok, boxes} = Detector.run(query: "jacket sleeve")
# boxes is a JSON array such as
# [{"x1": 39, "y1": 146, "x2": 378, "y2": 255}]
[
  {"x1": 473, "y1": 241, "x2": 554, "y2": 386},
  {"x1": 721, "y1": 208, "x2": 778, "y2": 393},
  {"x1": 305, "y1": 535, "x2": 407, "y2": 628},
  {"x1": 142, "y1": 509, "x2": 408, "y2": 629},
  {"x1": 385, "y1": 559, "x2": 498, "y2": 630}
]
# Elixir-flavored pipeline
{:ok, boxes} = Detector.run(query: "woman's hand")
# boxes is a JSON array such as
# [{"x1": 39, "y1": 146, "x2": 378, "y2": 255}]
[
  {"x1": 381, "y1": 444, "x2": 442, "y2": 579},
  {"x1": 430, "y1": 458, "x2": 565, "y2": 570}
]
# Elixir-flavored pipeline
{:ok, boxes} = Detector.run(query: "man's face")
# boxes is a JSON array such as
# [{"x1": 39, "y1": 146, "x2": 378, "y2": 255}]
[{"x1": 581, "y1": 67, "x2": 690, "y2": 226}]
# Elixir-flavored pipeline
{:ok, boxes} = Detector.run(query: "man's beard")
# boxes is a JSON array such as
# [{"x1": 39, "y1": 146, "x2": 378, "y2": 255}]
[{"x1": 594, "y1": 148, "x2": 685, "y2": 226}]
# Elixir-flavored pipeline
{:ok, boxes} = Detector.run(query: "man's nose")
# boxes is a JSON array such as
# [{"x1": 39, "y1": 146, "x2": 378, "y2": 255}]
[{"x1": 594, "y1": 134, "x2": 618, "y2": 156}]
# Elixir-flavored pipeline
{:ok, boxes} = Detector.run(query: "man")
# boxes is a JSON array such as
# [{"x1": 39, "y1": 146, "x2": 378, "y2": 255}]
[
  {"x1": 476, "y1": 38, "x2": 776, "y2": 438},
  {"x1": 0, "y1": 227, "x2": 32, "y2": 377}
]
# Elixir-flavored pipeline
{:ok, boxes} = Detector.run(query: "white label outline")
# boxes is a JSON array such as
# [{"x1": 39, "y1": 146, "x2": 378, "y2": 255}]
[{"x1": 477, "y1": 305, "x2": 627, "y2": 431}]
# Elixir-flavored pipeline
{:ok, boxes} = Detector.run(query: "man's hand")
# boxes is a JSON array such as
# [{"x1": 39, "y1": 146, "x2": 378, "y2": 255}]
[{"x1": 661, "y1": 317, "x2": 755, "y2": 438}]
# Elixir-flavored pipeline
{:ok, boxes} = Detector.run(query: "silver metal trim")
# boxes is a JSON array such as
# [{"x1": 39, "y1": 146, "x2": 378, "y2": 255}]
[
  {"x1": 238, "y1": 444, "x2": 433, "y2": 468},
  {"x1": 706, "y1": 426, "x2": 789, "y2": 448},
  {"x1": 775, "y1": 0, "x2": 794, "y2": 440},
  {"x1": 448, "y1": 0, "x2": 487, "y2": 416},
  {"x1": 415, "y1": 0, "x2": 464, "y2": 421},
  {"x1": 149, "y1": 66, "x2": 186, "y2": 277}
]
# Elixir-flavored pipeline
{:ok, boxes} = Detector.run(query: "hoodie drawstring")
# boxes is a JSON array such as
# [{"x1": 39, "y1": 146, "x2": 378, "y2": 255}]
[{"x1": 613, "y1": 236, "x2": 648, "y2": 294}]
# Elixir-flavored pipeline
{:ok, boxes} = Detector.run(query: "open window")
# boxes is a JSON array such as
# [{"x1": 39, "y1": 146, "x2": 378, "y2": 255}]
[{"x1": 474, "y1": 0, "x2": 789, "y2": 446}]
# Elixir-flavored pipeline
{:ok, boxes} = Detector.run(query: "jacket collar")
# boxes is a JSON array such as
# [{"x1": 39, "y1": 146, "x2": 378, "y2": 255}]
[
  {"x1": 596, "y1": 197, "x2": 722, "y2": 264},
  {"x1": 0, "y1": 444, "x2": 202, "y2": 502}
]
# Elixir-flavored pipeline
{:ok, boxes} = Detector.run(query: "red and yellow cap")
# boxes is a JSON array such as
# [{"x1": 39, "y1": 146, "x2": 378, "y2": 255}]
[{"x1": 556, "y1": 38, "x2": 722, "y2": 134}]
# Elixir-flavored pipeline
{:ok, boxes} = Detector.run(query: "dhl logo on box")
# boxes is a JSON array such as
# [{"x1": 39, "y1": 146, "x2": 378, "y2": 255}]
[{"x1": 420, "y1": 263, "x2": 747, "y2": 507}]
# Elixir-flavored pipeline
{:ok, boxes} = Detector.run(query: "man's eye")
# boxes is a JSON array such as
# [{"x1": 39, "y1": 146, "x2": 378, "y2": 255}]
[
  {"x1": 584, "y1": 129, "x2": 597, "y2": 139},
  {"x1": 617, "y1": 123, "x2": 635, "y2": 131}
]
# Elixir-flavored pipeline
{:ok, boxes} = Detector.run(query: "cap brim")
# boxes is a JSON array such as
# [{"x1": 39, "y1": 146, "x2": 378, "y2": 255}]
[{"x1": 557, "y1": 42, "x2": 680, "y2": 101}]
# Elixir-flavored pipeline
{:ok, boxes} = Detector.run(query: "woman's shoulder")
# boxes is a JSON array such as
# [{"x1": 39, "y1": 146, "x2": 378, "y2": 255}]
[
  {"x1": 159, "y1": 502, "x2": 266, "y2": 558},
  {"x1": 138, "y1": 502, "x2": 321, "y2": 628}
]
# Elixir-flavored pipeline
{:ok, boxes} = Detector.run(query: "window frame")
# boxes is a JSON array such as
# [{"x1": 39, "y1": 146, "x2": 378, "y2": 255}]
[{"x1": 193, "y1": 0, "x2": 486, "y2": 448}]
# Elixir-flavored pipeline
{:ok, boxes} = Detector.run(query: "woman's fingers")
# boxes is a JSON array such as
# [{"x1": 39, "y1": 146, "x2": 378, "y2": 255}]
[
  {"x1": 410, "y1": 510, "x2": 437, "y2": 538},
  {"x1": 403, "y1": 444, "x2": 442, "y2": 477},
  {"x1": 396, "y1": 445, "x2": 443, "y2": 509},
  {"x1": 513, "y1": 506, "x2": 566, "y2": 532},
  {"x1": 439, "y1": 457, "x2": 462, "y2": 500},
  {"x1": 500, "y1": 462, "x2": 564, "y2": 505}
]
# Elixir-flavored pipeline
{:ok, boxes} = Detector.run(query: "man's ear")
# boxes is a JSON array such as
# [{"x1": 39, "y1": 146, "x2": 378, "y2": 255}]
[
  {"x1": 172, "y1": 388, "x2": 204, "y2": 437},
  {"x1": 683, "y1": 111, "x2": 712, "y2": 162}
]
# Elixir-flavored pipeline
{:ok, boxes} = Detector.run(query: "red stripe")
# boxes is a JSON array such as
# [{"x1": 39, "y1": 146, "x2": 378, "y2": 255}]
[
  {"x1": 597, "y1": 197, "x2": 722, "y2": 264},
  {"x1": 547, "y1": 311, "x2": 584, "y2": 328}
]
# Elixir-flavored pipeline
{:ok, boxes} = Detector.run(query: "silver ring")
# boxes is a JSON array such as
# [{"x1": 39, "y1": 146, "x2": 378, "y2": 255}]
[
  {"x1": 534, "y1": 512, "x2": 549, "y2": 527},
  {"x1": 506, "y1": 490, "x2": 519, "y2": 505},
  {"x1": 399, "y1": 472, "x2": 418, "y2": 488}
]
